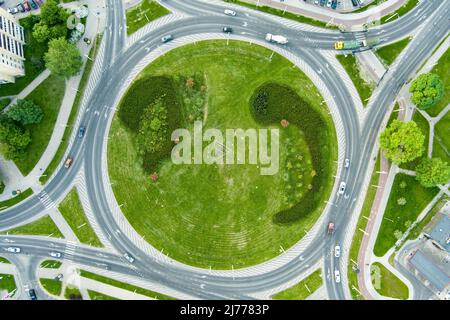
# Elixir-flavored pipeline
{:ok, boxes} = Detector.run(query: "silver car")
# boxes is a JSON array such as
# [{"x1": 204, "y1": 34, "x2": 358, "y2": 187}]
[
  {"x1": 5, "y1": 247, "x2": 21, "y2": 253},
  {"x1": 124, "y1": 252, "x2": 135, "y2": 263},
  {"x1": 334, "y1": 245, "x2": 341, "y2": 258}
]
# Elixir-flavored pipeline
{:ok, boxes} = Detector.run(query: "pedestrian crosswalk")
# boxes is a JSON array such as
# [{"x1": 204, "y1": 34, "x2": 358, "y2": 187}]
[{"x1": 38, "y1": 191, "x2": 55, "y2": 210}]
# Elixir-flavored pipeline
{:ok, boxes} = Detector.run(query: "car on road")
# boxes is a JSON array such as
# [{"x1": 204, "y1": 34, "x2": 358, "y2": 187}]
[
  {"x1": 338, "y1": 181, "x2": 346, "y2": 195},
  {"x1": 123, "y1": 252, "x2": 135, "y2": 263},
  {"x1": 334, "y1": 245, "x2": 340, "y2": 258},
  {"x1": 83, "y1": 37, "x2": 91, "y2": 45},
  {"x1": 224, "y1": 9, "x2": 236, "y2": 16},
  {"x1": 334, "y1": 270, "x2": 341, "y2": 283},
  {"x1": 49, "y1": 252, "x2": 61, "y2": 258},
  {"x1": 327, "y1": 222, "x2": 335, "y2": 235},
  {"x1": 7, "y1": 7, "x2": 18, "y2": 14},
  {"x1": 222, "y1": 26, "x2": 233, "y2": 33},
  {"x1": 344, "y1": 158, "x2": 350, "y2": 168},
  {"x1": 28, "y1": 289, "x2": 37, "y2": 300},
  {"x1": 161, "y1": 34, "x2": 173, "y2": 43},
  {"x1": 5, "y1": 247, "x2": 21, "y2": 253},
  {"x1": 64, "y1": 157, "x2": 73, "y2": 169},
  {"x1": 78, "y1": 126, "x2": 86, "y2": 138}
]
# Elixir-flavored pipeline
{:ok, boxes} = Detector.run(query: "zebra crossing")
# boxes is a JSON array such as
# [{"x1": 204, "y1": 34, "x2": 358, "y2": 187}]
[{"x1": 38, "y1": 191, "x2": 55, "y2": 210}]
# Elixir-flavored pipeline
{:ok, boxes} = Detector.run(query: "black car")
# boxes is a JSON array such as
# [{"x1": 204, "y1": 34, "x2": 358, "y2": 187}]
[
  {"x1": 331, "y1": 0, "x2": 338, "y2": 9},
  {"x1": 222, "y1": 26, "x2": 233, "y2": 33},
  {"x1": 17, "y1": 3, "x2": 25, "y2": 12},
  {"x1": 28, "y1": 289, "x2": 37, "y2": 300},
  {"x1": 78, "y1": 126, "x2": 86, "y2": 138},
  {"x1": 351, "y1": 0, "x2": 359, "y2": 6}
]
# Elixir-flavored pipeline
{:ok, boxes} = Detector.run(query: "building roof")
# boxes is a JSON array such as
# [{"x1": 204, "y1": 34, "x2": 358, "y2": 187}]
[
  {"x1": 409, "y1": 250, "x2": 450, "y2": 291},
  {"x1": 429, "y1": 214, "x2": 450, "y2": 252}
]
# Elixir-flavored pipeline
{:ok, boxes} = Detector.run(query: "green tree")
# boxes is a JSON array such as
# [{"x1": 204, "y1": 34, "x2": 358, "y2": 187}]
[
  {"x1": 137, "y1": 99, "x2": 168, "y2": 154},
  {"x1": 379, "y1": 119, "x2": 425, "y2": 164},
  {"x1": 32, "y1": 21, "x2": 51, "y2": 43},
  {"x1": 409, "y1": 73, "x2": 444, "y2": 110},
  {"x1": 40, "y1": 0, "x2": 68, "y2": 26},
  {"x1": 45, "y1": 37, "x2": 83, "y2": 78},
  {"x1": 415, "y1": 158, "x2": 450, "y2": 187},
  {"x1": 7, "y1": 99, "x2": 44, "y2": 125},
  {"x1": 0, "y1": 119, "x2": 31, "y2": 160}
]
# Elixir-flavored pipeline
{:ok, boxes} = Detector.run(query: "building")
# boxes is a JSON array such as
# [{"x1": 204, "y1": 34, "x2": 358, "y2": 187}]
[
  {"x1": 424, "y1": 210, "x2": 450, "y2": 253},
  {"x1": 0, "y1": 7, "x2": 25, "y2": 84}
]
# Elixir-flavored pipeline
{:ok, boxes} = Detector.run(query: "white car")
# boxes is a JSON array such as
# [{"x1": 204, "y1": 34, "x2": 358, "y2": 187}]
[
  {"x1": 344, "y1": 158, "x2": 350, "y2": 168},
  {"x1": 314, "y1": 0, "x2": 319, "y2": 5},
  {"x1": 338, "y1": 181, "x2": 346, "y2": 195},
  {"x1": 5, "y1": 247, "x2": 21, "y2": 253},
  {"x1": 326, "y1": 0, "x2": 332, "y2": 7},
  {"x1": 334, "y1": 270, "x2": 341, "y2": 283},
  {"x1": 50, "y1": 252, "x2": 61, "y2": 258},
  {"x1": 334, "y1": 245, "x2": 341, "y2": 258},
  {"x1": 224, "y1": 9, "x2": 236, "y2": 16},
  {"x1": 124, "y1": 252, "x2": 135, "y2": 263}
]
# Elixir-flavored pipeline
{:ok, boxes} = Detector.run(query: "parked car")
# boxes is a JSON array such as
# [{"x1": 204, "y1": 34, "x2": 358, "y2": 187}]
[
  {"x1": 17, "y1": 3, "x2": 25, "y2": 12},
  {"x1": 326, "y1": 0, "x2": 332, "y2": 8},
  {"x1": 78, "y1": 126, "x2": 86, "y2": 138},
  {"x1": 64, "y1": 157, "x2": 73, "y2": 169},
  {"x1": 28, "y1": 289, "x2": 37, "y2": 300},
  {"x1": 54, "y1": 273, "x2": 63, "y2": 281},
  {"x1": 49, "y1": 252, "x2": 61, "y2": 258},
  {"x1": 161, "y1": 34, "x2": 173, "y2": 43},
  {"x1": 29, "y1": 0, "x2": 38, "y2": 9},
  {"x1": 23, "y1": 1, "x2": 31, "y2": 11},
  {"x1": 351, "y1": 0, "x2": 359, "y2": 6},
  {"x1": 334, "y1": 245, "x2": 341, "y2": 258},
  {"x1": 123, "y1": 252, "x2": 135, "y2": 263},
  {"x1": 7, "y1": 7, "x2": 18, "y2": 14},
  {"x1": 224, "y1": 9, "x2": 236, "y2": 16},
  {"x1": 334, "y1": 270, "x2": 341, "y2": 283},
  {"x1": 222, "y1": 26, "x2": 233, "y2": 33},
  {"x1": 35, "y1": 0, "x2": 43, "y2": 5},
  {"x1": 5, "y1": 247, "x2": 21, "y2": 253},
  {"x1": 331, "y1": 0, "x2": 338, "y2": 9}
]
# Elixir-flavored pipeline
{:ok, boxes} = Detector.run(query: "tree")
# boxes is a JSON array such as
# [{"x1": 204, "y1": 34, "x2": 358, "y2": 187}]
[
  {"x1": 415, "y1": 157, "x2": 450, "y2": 187},
  {"x1": 40, "y1": 0, "x2": 69, "y2": 26},
  {"x1": 32, "y1": 22, "x2": 51, "y2": 43},
  {"x1": 409, "y1": 73, "x2": 444, "y2": 110},
  {"x1": 7, "y1": 99, "x2": 44, "y2": 125},
  {"x1": 33, "y1": 0, "x2": 69, "y2": 43},
  {"x1": 0, "y1": 119, "x2": 31, "y2": 160},
  {"x1": 379, "y1": 119, "x2": 425, "y2": 164},
  {"x1": 45, "y1": 37, "x2": 83, "y2": 78},
  {"x1": 137, "y1": 99, "x2": 169, "y2": 154}
]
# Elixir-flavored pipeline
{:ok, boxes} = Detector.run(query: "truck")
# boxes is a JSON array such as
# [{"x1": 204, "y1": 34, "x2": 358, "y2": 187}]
[
  {"x1": 265, "y1": 33, "x2": 288, "y2": 44},
  {"x1": 334, "y1": 37, "x2": 380, "y2": 50}
]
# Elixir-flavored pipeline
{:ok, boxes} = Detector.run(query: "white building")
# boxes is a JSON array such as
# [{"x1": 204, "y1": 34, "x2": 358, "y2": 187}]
[{"x1": 0, "y1": 7, "x2": 25, "y2": 84}]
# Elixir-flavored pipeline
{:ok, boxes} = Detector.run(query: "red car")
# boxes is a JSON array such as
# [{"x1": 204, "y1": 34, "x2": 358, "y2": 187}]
[{"x1": 23, "y1": 1, "x2": 31, "y2": 11}]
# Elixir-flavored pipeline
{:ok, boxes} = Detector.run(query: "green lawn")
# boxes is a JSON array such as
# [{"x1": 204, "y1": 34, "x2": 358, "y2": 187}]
[
  {"x1": 398, "y1": 111, "x2": 429, "y2": 171},
  {"x1": 13, "y1": 75, "x2": 66, "y2": 176},
  {"x1": 224, "y1": 0, "x2": 337, "y2": 29},
  {"x1": 433, "y1": 111, "x2": 450, "y2": 164},
  {"x1": 426, "y1": 47, "x2": 450, "y2": 117},
  {"x1": 40, "y1": 260, "x2": 62, "y2": 269},
  {"x1": 108, "y1": 40, "x2": 337, "y2": 269},
  {"x1": 40, "y1": 35, "x2": 103, "y2": 184},
  {"x1": 371, "y1": 262, "x2": 408, "y2": 299},
  {"x1": 272, "y1": 269, "x2": 322, "y2": 300},
  {"x1": 64, "y1": 285, "x2": 82, "y2": 300},
  {"x1": 0, "y1": 188, "x2": 33, "y2": 211},
  {"x1": 58, "y1": 189, "x2": 102, "y2": 247},
  {"x1": 379, "y1": 0, "x2": 419, "y2": 24},
  {"x1": 336, "y1": 54, "x2": 374, "y2": 106},
  {"x1": 348, "y1": 153, "x2": 380, "y2": 300},
  {"x1": 1, "y1": 215, "x2": 64, "y2": 238},
  {"x1": 0, "y1": 16, "x2": 47, "y2": 97},
  {"x1": 88, "y1": 290, "x2": 119, "y2": 300},
  {"x1": 375, "y1": 37, "x2": 411, "y2": 66},
  {"x1": 80, "y1": 270, "x2": 174, "y2": 300},
  {"x1": 40, "y1": 278, "x2": 63, "y2": 296},
  {"x1": 0, "y1": 274, "x2": 17, "y2": 295},
  {"x1": 0, "y1": 256, "x2": 10, "y2": 264},
  {"x1": 126, "y1": 0, "x2": 170, "y2": 35},
  {"x1": 0, "y1": 98, "x2": 11, "y2": 111},
  {"x1": 373, "y1": 174, "x2": 439, "y2": 257}
]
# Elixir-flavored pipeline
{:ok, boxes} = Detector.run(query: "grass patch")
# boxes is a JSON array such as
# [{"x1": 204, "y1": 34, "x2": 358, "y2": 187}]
[
  {"x1": 13, "y1": 75, "x2": 66, "y2": 176},
  {"x1": 80, "y1": 270, "x2": 175, "y2": 300},
  {"x1": 0, "y1": 98, "x2": 11, "y2": 111},
  {"x1": 0, "y1": 274, "x2": 16, "y2": 294},
  {"x1": 40, "y1": 278, "x2": 62, "y2": 296},
  {"x1": 0, "y1": 16, "x2": 47, "y2": 97},
  {"x1": 40, "y1": 35, "x2": 102, "y2": 184},
  {"x1": 433, "y1": 111, "x2": 450, "y2": 162},
  {"x1": 64, "y1": 285, "x2": 82, "y2": 300},
  {"x1": 126, "y1": 0, "x2": 170, "y2": 35},
  {"x1": 58, "y1": 189, "x2": 102, "y2": 247},
  {"x1": 336, "y1": 54, "x2": 374, "y2": 106},
  {"x1": 375, "y1": 37, "x2": 411, "y2": 66},
  {"x1": 1, "y1": 215, "x2": 64, "y2": 238},
  {"x1": 272, "y1": 269, "x2": 322, "y2": 300},
  {"x1": 224, "y1": 0, "x2": 337, "y2": 29},
  {"x1": 398, "y1": 111, "x2": 429, "y2": 171},
  {"x1": 379, "y1": 0, "x2": 419, "y2": 24},
  {"x1": 0, "y1": 256, "x2": 10, "y2": 264},
  {"x1": 0, "y1": 188, "x2": 33, "y2": 211},
  {"x1": 425, "y1": 47, "x2": 449, "y2": 117},
  {"x1": 40, "y1": 260, "x2": 62, "y2": 269},
  {"x1": 108, "y1": 40, "x2": 337, "y2": 269},
  {"x1": 373, "y1": 174, "x2": 439, "y2": 257},
  {"x1": 348, "y1": 153, "x2": 380, "y2": 300},
  {"x1": 88, "y1": 290, "x2": 119, "y2": 300},
  {"x1": 371, "y1": 262, "x2": 408, "y2": 299}
]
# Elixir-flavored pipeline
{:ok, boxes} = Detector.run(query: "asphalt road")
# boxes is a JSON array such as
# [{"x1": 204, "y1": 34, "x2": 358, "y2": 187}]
[{"x1": 0, "y1": 0, "x2": 448, "y2": 300}]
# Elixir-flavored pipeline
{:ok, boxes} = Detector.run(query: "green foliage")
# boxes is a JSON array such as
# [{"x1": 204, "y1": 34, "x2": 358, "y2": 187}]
[
  {"x1": 45, "y1": 37, "x2": 82, "y2": 78},
  {"x1": 380, "y1": 119, "x2": 425, "y2": 164},
  {"x1": 416, "y1": 157, "x2": 450, "y2": 187},
  {"x1": 250, "y1": 83, "x2": 333, "y2": 224},
  {"x1": 7, "y1": 100, "x2": 44, "y2": 126},
  {"x1": 137, "y1": 99, "x2": 169, "y2": 155},
  {"x1": 32, "y1": 0, "x2": 69, "y2": 43},
  {"x1": 0, "y1": 180, "x2": 4, "y2": 194},
  {"x1": 0, "y1": 118, "x2": 31, "y2": 160},
  {"x1": 176, "y1": 73, "x2": 207, "y2": 122},
  {"x1": 409, "y1": 73, "x2": 444, "y2": 110},
  {"x1": 251, "y1": 90, "x2": 269, "y2": 115}
]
